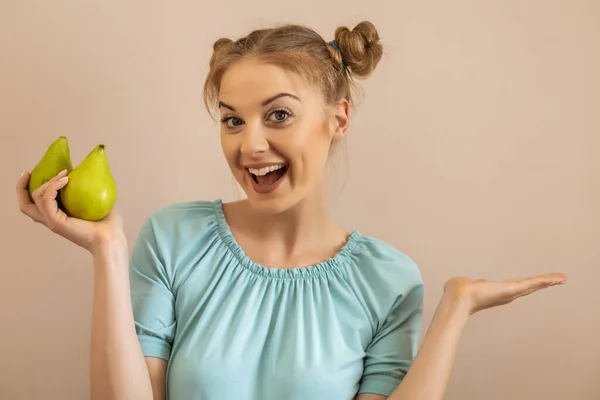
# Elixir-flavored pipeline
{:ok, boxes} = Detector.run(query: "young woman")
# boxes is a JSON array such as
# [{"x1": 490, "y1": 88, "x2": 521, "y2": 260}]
[{"x1": 17, "y1": 20, "x2": 566, "y2": 400}]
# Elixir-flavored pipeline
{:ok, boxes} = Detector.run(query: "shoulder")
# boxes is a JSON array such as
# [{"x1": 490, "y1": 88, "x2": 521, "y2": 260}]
[
  {"x1": 133, "y1": 199, "x2": 224, "y2": 257},
  {"x1": 140, "y1": 199, "x2": 221, "y2": 236},
  {"x1": 352, "y1": 235, "x2": 423, "y2": 289},
  {"x1": 345, "y1": 234, "x2": 424, "y2": 327},
  {"x1": 145, "y1": 198, "x2": 220, "y2": 225},
  {"x1": 130, "y1": 199, "x2": 225, "y2": 279}
]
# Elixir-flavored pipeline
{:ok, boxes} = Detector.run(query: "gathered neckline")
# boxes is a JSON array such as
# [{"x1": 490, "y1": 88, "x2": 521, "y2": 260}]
[{"x1": 211, "y1": 199, "x2": 362, "y2": 280}]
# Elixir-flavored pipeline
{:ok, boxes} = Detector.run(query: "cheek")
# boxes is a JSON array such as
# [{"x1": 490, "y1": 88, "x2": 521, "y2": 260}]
[
  {"x1": 220, "y1": 135, "x2": 240, "y2": 166},
  {"x1": 283, "y1": 126, "x2": 331, "y2": 175}
]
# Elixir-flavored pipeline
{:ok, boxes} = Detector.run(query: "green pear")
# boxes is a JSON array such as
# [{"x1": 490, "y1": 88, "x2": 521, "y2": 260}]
[
  {"x1": 60, "y1": 144, "x2": 117, "y2": 221},
  {"x1": 28, "y1": 136, "x2": 73, "y2": 210}
]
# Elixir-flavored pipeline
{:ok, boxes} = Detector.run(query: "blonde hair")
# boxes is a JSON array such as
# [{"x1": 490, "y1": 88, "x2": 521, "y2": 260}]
[{"x1": 202, "y1": 21, "x2": 383, "y2": 115}]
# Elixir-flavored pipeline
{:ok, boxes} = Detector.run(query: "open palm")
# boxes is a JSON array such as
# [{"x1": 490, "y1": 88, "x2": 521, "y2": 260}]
[{"x1": 444, "y1": 273, "x2": 567, "y2": 315}]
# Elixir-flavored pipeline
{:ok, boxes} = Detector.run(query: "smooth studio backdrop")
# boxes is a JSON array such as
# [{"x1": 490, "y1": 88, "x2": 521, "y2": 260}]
[{"x1": 1, "y1": 1, "x2": 598, "y2": 399}]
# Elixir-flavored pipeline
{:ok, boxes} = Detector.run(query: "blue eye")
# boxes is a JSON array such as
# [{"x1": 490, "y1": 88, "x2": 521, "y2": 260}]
[
  {"x1": 221, "y1": 116, "x2": 244, "y2": 128},
  {"x1": 220, "y1": 109, "x2": 293, "y2": 129},
  {"x1": 268, "y1": 109, "x2": 293, "y2": 122}
]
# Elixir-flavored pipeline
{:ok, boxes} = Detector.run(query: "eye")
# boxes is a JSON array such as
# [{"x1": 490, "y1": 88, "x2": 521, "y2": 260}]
[
  {"x1": 220, "y1": 116, "x2": 244, "y2": 128},
  {"x1": 267, "y1": 108, "x2": 293, "y2": 123}
]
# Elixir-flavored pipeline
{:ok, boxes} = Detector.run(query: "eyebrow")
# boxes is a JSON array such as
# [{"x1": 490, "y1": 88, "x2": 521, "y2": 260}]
[{"x1": 218, "y1": 92, "x2": 300, "y2": 112}]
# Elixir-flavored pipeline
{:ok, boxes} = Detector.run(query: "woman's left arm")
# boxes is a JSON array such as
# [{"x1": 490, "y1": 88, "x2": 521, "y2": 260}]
[
  {"x1": 356, "y1": 292, "x2": 467, "y2": 400},
  {"x1": 357, "y1": 273, "x2": 567, "y2": 400}
]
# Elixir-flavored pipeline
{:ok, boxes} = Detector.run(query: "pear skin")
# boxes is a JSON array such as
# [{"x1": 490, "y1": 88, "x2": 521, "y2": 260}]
[
  {"x1": 60, "y1": 144, "x2": 117, "y2": 221},
  {"x1": 28, "y1": 136, "x2": 73, "y2": 195},
  {"x1": 28, "y1": 136, "x2": 73, "y2": 211}
]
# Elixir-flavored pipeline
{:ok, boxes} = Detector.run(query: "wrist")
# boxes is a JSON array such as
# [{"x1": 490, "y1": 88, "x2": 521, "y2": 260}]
[
  {"x1": 91, "y1": 238, "x2": 130, "y2": 279},
  {"x1": 442, "y1": 278, "x2": 478, "y2": 316},
  {"x1": 90, "y1": 232, "x2": 128, "y2": 259},
  {"x1": 439, "y1": 290, "x2": 472, "y2": 318}
]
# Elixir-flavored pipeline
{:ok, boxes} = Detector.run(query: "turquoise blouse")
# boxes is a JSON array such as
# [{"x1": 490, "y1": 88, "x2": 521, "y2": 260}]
[{"x1": 129, "y1": 199, "x2": 424, "y2": 400}]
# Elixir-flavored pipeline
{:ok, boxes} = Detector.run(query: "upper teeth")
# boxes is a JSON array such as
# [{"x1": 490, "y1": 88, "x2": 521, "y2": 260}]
[{"x1": 248, "y1": 164, "x2": 285, "y2": 176}]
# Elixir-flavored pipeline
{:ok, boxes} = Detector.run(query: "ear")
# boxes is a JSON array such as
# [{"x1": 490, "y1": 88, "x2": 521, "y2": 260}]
[{"x1": 331, "y1": 98, "x2": 350, "y2": 142}]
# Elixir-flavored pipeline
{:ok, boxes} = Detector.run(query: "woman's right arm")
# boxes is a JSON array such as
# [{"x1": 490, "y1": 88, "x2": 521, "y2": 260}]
[
  {"x1": 17, "y1": 170, "x2": 166, "y2": 399},
  {"x1": 89, "y1": 236, "x2": 164, "y2": 400}
]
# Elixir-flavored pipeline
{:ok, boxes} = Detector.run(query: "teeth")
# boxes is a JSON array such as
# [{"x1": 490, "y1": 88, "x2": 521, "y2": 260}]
[{"x1": 248, "y1": 164, "x2": 285, "y2": 176}]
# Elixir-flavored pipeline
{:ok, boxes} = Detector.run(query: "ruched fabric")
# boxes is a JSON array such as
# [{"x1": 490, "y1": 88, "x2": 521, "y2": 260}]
[{"x1": 130, "y1": 199, "x2": 424, "y2": 400}]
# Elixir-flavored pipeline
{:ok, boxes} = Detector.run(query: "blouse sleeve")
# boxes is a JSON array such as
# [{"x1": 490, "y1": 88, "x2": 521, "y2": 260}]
[
  {"x1": 129, "y1": 216, "x2": 177, "y2": 361},
  {"x1": 358, "y1": 281, "x2": 424, "y2": 396}
]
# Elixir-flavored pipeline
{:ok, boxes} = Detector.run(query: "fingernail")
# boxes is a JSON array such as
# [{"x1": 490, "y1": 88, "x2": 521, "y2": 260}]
[
  {"x1": 59, "y1": 176, "x2": 68, "y2": 182},
  {"x1": 20, "y1": 172, "x2": 24, "y2": 178}
]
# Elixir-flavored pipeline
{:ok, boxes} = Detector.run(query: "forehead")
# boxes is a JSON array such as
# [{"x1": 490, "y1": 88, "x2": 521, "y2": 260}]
[{"x1": 219, "y1": 58, "x2": 316, "y2": 107}]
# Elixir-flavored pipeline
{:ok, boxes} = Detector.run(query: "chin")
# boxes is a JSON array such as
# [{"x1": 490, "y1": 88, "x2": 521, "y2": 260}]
[
  {"x1": 244, "y1": 191, "x2": 298, "y2": 216},
  {"x1": 235, "y1": 166, "x2": 292, "y2": 214},
  {"x1": 235, "y1": 166, "x2": 316, "y2": 215}
]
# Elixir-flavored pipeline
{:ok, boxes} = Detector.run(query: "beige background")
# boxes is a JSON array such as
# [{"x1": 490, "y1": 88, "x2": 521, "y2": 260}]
[{"x1": 1, "y1": 1, "x2": 598, "y2": 399}]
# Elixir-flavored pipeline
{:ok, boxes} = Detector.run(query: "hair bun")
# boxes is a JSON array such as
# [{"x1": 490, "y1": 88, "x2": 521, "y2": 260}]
[
  {"x1": 334, "y1": 21, "x2": 383, "y2": 78},
  {"x1": 209, "y1": 38, "x2": 234, "y2": 68},
  {"x1": 213, "y1": 38, "x2": 234, "y2": 52}
]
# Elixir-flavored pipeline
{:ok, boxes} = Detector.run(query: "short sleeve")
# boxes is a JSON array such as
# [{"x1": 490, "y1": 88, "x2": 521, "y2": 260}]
[
  {"x1": 129, "y1": 216, "x2": 177, "y2": 361},
  {"x1": 358, "y1": 281, "x2": 424, "y2": 396}
]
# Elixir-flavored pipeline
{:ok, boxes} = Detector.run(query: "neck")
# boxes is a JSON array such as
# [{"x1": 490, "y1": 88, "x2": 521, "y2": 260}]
[
  {"x1": 253, "y1": 191, "x2": 332, "y2": 244},
  {"x1": 231, "y1": 187, "x2": 348, "y2": 267}
]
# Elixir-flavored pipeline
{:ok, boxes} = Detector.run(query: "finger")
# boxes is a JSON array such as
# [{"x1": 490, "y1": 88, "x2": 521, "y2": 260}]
[
  {"x1": 513, "y1": 273, "x2": 567, "y2": 298},
  {"x1": 16, "y1": 171, "x2": 43, "y2": 222},
  {"x1": 521, "y1": 273, "x2": 567, "y2": 287},
  {"x1": 41, "y1": 175, "x2": 69, "y2": 231},
  {"x1": 31, "y1": 169, "x2": 68, "y2": 207}
]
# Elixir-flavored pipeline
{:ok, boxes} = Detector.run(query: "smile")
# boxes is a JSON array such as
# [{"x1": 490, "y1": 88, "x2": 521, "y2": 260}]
[{"x1": 245, "y1": 163, "x2": 289, "y2": 194}]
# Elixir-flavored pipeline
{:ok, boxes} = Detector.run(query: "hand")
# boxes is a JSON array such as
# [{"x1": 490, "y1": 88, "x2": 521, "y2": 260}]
[
  {"x1": 16, "y1": 169, "x2": 125, "y2": 254},
  {"x1": 443, "y1": 272, "x2": 567, "y2": 315}
]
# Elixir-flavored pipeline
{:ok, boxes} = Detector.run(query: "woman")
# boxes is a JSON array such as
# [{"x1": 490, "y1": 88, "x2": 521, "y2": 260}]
[{"x1": 16, "y1": 20, "x2": 566, "y2": 400}]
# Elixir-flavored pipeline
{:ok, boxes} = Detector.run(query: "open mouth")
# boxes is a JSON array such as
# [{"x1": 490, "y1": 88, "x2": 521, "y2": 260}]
[{"x1": 247, "y1": 164, "x2": 288, "y2": 193}]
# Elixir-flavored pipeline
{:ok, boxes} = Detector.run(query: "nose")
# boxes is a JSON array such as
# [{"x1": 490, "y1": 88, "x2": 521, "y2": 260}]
[{"x1": 240, "y1": 121, "x2": 269, "y2": 157}]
